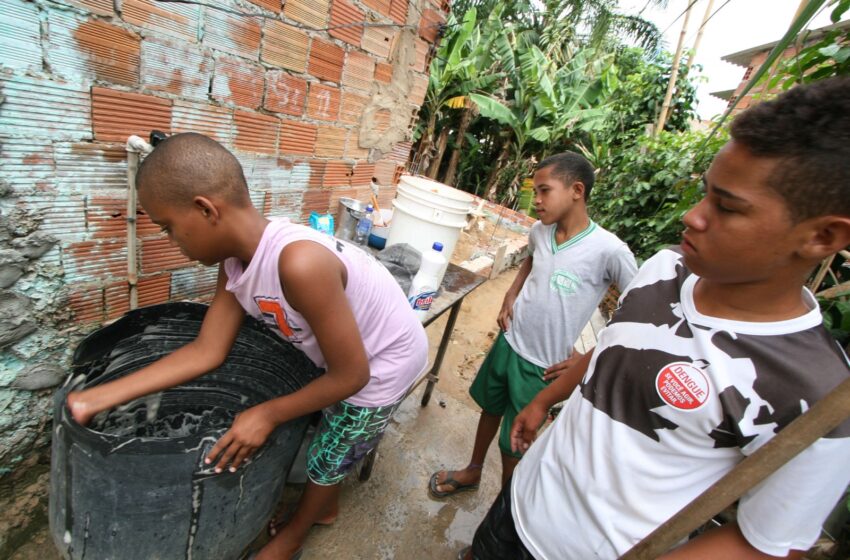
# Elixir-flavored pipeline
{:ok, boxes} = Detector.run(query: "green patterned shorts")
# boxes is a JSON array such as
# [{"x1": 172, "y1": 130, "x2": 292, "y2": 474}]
[{"x1": 306, "y1": 398, "x2": 402, "y2": 485}]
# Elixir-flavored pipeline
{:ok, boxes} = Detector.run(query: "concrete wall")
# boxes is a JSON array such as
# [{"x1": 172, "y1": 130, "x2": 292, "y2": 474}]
[{"x1": 0, "y1": 0, "x2": 446, "y2": 552}]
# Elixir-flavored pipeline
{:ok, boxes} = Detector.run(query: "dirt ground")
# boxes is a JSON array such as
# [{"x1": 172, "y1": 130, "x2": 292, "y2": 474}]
[{"x1": 11, "y1": 266, "x2": 520, "y2": 560}]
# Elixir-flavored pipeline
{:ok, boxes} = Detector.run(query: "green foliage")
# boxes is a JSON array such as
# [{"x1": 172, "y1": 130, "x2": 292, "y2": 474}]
[
  {"x1": 769, "y1": 0, "x2": 850, "y2": 89},
  {"x1": 590, "y1": 128, "x2": 728, "y2": 260},
  {"x1": 820, "y1": 298, "x2": 850, "y2": 347}
]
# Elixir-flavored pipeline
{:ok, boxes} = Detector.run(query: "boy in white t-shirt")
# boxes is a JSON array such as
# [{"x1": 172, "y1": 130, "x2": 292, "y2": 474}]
[
  {"x1": 462, "y1": 77, "x2": 850, "y2": 559},
  {"x1": 430, "y1": 152, "x2": 637, "y2": 498}
]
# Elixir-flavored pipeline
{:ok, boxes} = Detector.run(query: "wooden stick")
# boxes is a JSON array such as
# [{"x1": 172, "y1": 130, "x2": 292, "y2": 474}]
[
  {"x1": 619, "y1": 376, "x2": 850, "y2": 559},
  {"x1": 809, "y1": 254, "x2": 835, "y2": 291}
]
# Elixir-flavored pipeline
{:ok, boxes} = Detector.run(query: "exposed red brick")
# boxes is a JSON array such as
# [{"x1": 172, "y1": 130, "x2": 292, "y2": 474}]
[
  {"x1": 377, "y1": 180, "x2": 397, "y2": 207},
  {"x1": 69, "y1": 285, "x2": 104, "y2": 324},
  {"x1": 87, "y1": 196, "x2": 129, "y2": 239},
  {"x1": 408, "y1": 73, "x2": 429, "y2": 105},
  {"x1": 212, "y1": 55, "x2": 264, "y2": 109},
  {"x1": 315, "y1": 125, "x2": 347, "y2": 158},
  {"x1": 341, "y1": 50, "x2": 375, "y2": 93},
  {"x1": 413, "y1": 38, "x2": 430, "y2": 72},
  {"x1": 122, "y1": 0, "x2": 200, "y2": 43},
  {"x1": 138, "y1": 274, "x2": 172, "y2": 307},
  {"x1": 389, "y1": 0, "x2": 407, "y2": 24},
  {"x1": 307, "y1": 160, "x2": 326, "y2": 188},
  {"x1": 340, "y1": 91, "x2": 369, "y2": 125},
  {"x1": 392, "y1": 163, "x2": 405, "y2": 185},
  {"x1": 172, "y1": 100, "x2": 233, "y2": 145},
  {"x1": 306, "y1": 83, "x2": 341, "y2": 121},
  {"x1": 66, "y1": 239, "x2": 128, "y2": 280},
  {"x1": 262, "y1": 21, "x2": 309, "y2": 73},
  {"x1": 361, "y1": 0, "x2": 391, "y2": 16},
  {"x1": 351, "y1": 162, "x2": 375, "y2": 187},
  {"x1": 136, "y1": 208, "x2": 163, "y2": 237},
  {"x1": 234, "y1": 111, "x2": 279, "y2": 154},
  {"x1": 60, "y1": 18, "x2": 140, "y2": 86},
  {"x1": 418, "y1": 9, "x2": 445, "y2": 43},
  {"x1": 362, "y1": 26, "x2": 395, "y2": 59},
  {"x1": 300, "y1": 187, "x2": 332, "y2": 221},
  {"x1": 284, "y1": 0, "x2": 330, "y2": 28},
  {"x1": 279, "y1": 121, "x2": 318, "y2": 156},
  {"x1": 371, "y1": 109, "x2": 392, "y2": 135},
  {"x1": 374, "y1": 62, "x2": 393, "y2": 83},
  {"x1": 105, "y1": 280, "x2": 130, "y2": 320},
  {"x1": 92, "y1": 87, "x2": 172, "y2": 143},
  {"x1": 66, "y1": 0, "x2": 114, "y2": 16},
  {"x1": 203, "y1": 7, "x2": 262, "y2": 60},
  {"x1": 141, "y1": 236, "x2": 192, "y2": 273},
  {"x1": 141, "y1": 37, "x2": 211, "y2": 99},
  {"x1": 388, "y1": 140, "x2": 413, "y2": 164},
  {"x1": 246, "y1": 0, "x2": 281, "y2": 12},
  {"x1": 265, "y1": 72, "x2": 307, "y2": 116},
  {"x1": 323, "y1": 160, "x2": 353, "y2": 187},
  {"x1": 329, "y1": 0, "x2": 365, "y2": 46},
  {"x1": 308, "y1": 39, "x2": 344, "y2": 83},
  {"x1": 345, "y1": 129, "x2": 369, "y2": 159},
  {"x1": 373, "y1": 159, "x2": 397, "y2": 185}
]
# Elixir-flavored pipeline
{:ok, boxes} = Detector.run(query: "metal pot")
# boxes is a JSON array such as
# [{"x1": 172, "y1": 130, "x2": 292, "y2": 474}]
[{"x1": 335, "y1": 197, "x2": 367, "y2": 241}]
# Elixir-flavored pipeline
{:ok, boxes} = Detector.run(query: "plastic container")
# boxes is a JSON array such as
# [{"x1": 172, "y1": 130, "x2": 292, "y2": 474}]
[
  {"x1": 49, "y1": 302, "x2": 322, "y2": 560},
  {"x1": 386, "y1": 176, "x2": 473, "y2": 279},
  {"x1": 408, "y1": 242, "x2": 447, "y2": 321},
  {"x1": 354, "y1": 205, "x2": 374, "y2": 245}
]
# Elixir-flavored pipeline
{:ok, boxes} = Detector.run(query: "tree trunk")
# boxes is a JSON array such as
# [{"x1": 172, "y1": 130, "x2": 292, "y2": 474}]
[
  {"x1": 414, "y1": 111, "x2": 438, "y2": 174},
  {"x1": 442, "y1": 106, "x2": 473, "y2": 187},
  {"x1": 427, "y1": 126, "x2": 450, "y2": 179},
  {"x1": 484, "y1": 140, "x2": 511, "y2": 201}
]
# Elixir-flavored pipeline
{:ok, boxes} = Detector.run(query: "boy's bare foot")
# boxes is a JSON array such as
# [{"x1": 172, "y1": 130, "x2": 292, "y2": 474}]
[
  {"x1": 255, "y1": 522, "x2": 304, "y2": 560},
  {"x1": 268, "y1": 506, "x2": 336, "y2": 537},
  {"x1": 429, "y1": 465, "x2": 482, "y2": 498}
]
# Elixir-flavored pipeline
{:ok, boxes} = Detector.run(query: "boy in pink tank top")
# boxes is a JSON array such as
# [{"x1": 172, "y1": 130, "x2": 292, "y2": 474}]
[{"x1": 67, "y1": 133, "x2": 428, "y2": 560}]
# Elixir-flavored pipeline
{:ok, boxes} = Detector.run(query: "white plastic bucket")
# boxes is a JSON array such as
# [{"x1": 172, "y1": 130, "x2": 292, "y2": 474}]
[{"x1": 386, "y1": 176, "x2": 473, "y2": 274}]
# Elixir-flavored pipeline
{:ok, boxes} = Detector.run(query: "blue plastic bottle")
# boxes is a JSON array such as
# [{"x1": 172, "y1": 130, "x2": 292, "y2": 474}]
[{"x1": 353, "y1": 205, "x2": 374, "y2": 245}]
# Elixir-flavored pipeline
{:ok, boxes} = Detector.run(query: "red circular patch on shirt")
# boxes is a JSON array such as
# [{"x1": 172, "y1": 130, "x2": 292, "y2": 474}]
[{"x1": 655, "y1": 362, "x2": 710, "y2": 411}]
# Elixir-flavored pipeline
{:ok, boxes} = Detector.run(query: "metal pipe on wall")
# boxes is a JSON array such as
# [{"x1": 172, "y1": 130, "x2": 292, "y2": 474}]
[{"x1": 125, "y1": 136, "x2": 153, "y2": 311}]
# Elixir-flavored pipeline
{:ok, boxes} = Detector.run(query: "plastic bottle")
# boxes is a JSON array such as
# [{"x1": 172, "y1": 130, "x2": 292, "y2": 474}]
[
  {"x1": 353, "y1": 205, "x2": 374, "y2": 245},
  {"x1": 408, "y1": 242, "x2": 447, "y2": 321}
]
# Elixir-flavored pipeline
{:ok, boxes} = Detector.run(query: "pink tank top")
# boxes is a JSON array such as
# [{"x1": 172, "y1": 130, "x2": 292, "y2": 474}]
[{"x1": 224, "y1": 219, "x2": 428, "y2": 407}]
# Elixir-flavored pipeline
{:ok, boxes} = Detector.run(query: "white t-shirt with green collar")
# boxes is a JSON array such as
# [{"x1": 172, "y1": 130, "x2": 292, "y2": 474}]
[{"x1": 504, "y1": 219, "x2": 637, "y2": 368}]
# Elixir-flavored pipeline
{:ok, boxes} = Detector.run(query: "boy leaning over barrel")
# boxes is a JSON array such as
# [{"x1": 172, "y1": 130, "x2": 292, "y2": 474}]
[
  {"x1": 429, "y1": 152, "x2": 637, "y2": 499},
  {"x1": 463, "y1": 77, "x2": 850, "y2": 559},
  {"x1": 67, "y1": 133, "x2": 428, "y2": 560}
]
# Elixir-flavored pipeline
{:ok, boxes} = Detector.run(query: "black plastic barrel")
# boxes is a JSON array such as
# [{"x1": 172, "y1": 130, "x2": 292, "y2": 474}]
[{"x1": 49, "y1": 302, "x2": 322, "y2": 560}]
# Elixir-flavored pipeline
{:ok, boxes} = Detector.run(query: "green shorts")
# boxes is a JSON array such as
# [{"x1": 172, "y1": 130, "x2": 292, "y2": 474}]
[
  {"x1": 469, "y1": 331, "x2": 547, "y2": 458},
  {"x1": 306, "y1": 398, "x2": 401, "y2": 485}
]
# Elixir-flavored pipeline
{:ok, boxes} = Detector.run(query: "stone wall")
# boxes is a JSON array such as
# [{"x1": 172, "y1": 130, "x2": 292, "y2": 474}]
[{"x1": 0, "y1": 0, "x2": 446, "y2": 553}]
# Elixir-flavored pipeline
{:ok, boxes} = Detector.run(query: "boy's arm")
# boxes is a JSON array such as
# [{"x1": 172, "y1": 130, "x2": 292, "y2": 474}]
[
  {"x1": 498, "y1": 255, "x2": 533, "y2": 331},
  {"x1": 510, "y1": 348, "x2": 593, "y2": 453},
  {"x1": 658, "y1": 522, "x2": 803, "y2": 560},
  {"x1": 66, "y1": 264, "x2": 245, "y2": 425},
  {"x1": 206, "y1": 241, "x2": 370, "y2": 472}
]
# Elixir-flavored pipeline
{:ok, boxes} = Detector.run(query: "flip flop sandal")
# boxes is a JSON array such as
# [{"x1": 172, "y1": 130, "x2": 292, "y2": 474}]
[{"x1": 428, "y1": 470, "x2": 479, "y2": 498}]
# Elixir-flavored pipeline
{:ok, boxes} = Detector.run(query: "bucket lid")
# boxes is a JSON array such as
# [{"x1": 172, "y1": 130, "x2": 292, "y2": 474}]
[{"x1": 399, "y1": 175, "x2": 474, "y2": 204}]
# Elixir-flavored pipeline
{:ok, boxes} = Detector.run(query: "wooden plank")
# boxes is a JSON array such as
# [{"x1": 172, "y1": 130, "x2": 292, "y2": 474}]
[{"x1": 589, "y1": 308, "x2": 607, "y2": 339}]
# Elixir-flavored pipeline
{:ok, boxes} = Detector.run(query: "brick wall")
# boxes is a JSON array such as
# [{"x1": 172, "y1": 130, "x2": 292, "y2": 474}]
[{"x1": 0, "y1": 0, "x2": 447, "y2": 552}]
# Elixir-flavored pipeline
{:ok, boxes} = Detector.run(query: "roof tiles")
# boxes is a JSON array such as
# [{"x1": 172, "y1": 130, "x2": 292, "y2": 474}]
[{"x1": 92, "y1": 87, "x2": 172, "y2": 142}]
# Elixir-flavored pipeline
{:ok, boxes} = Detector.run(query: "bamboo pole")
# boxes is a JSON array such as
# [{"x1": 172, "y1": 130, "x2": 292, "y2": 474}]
[
  {"x1": 619, "y1": 376, "x2": 850, "y2": 559},
  {"x1": 654, "y1": 0, "x2": 695, "y2": 136},
  {"x1": 683, "y1": 0, "x2": 715, "y2": 78}
]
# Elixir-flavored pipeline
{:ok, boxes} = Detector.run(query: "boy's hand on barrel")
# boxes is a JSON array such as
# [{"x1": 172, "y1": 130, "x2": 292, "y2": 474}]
[
  {"x1": 206, "y1": 404, "x2": 277, "y2": 473},
  {"x1": 67, "y1": 391, "x2": 97, "y2": 426}
]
